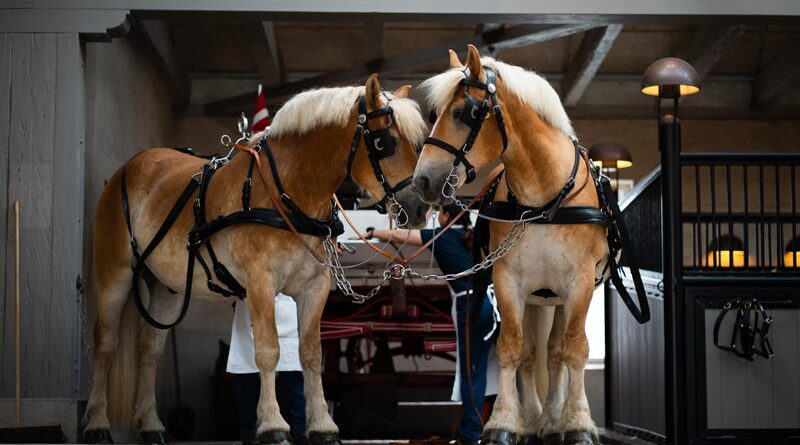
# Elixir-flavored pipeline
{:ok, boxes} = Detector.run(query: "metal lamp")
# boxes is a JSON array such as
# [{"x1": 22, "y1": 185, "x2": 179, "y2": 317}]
[
  {"x1": 707, "y1": 234, "x2": 746, "y2": 268},
  {"x1": 641, "y1": 57, "x2": 701, "y2": 99},
  {"x1": 589, "y1": 140, "x2": 633, "y2": 170},
  {"x1": 642, "y1": 56, "x2": 701, "y2": 445},
  {"x1": 785, "y1": 236, "x2": 800, "y2": 268}
]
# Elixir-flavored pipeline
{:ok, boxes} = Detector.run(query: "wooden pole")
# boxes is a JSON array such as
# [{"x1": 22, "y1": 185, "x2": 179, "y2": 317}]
[{"x1": 14, "y1": 200, "x2": 20, "y2": 424}]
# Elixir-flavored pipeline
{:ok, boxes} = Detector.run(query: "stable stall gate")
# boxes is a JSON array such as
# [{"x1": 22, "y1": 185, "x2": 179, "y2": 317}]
[{"x1": 606, "y1": 153, "x2": 800, "y2": 445}]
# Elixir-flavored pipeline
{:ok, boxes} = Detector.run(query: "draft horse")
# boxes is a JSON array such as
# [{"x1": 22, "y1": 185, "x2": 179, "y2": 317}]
[
  {"x1": 413, "y1": 46, "x2": 648, "y2": 445},
  {"x1": 83, "y1": 74, "x2": 429, "y2": 444}
]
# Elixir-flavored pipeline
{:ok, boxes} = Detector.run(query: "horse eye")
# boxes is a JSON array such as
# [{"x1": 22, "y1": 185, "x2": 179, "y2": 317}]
[{"x1": 452, "y1": 108, "x2": 463, "y2": 120}]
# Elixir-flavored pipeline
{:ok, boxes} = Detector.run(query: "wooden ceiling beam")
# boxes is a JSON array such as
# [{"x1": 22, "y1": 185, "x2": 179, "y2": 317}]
[
  {"x1": 677, "y1": 24, "x2": 745, "y2": 79},
  {"x1": 363, "y1": 21, "x2": 384, "y2": 68},
  {"x1": 136, "y1": 19, "x2": 189, "y2": 105},
  {"x1": 752, "y1": 42, "x2": 800, "y2": 109},
  {"x1": 561, "y1": 24, "x2": 622, "y2": 107},
  {"x1": 247, "y1": 21, "x2": 285, "y2": 88},
  {"x1": 204, "y1": 23, "x2": 597, "y2": 115}
]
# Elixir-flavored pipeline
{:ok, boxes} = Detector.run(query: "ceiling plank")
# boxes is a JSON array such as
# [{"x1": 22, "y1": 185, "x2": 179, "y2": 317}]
[
  {"x1": 204, "y1": 23, "x2": 598, "y2": 115},
  {"x1": 752, "y1": 42, "x2": 800, "y2": 109},
  {"x1": 561, "y1": 24, "x2": 622, "y2": 107},
  {"x1": 565, "y1": 105, "x2": 800, "y2": 120},
  {"x1": 677, "y1": 24, "x2": 745, "y2": 79},
  {"x1": 363, "y1": 21, "x2": 384, "y2": 69},
  {"x1": 247, "y1": 21, "x2": 284, "y2": 87},
  {"x1": 137, "y1": 19, "x2": 189, "y2": 105}
]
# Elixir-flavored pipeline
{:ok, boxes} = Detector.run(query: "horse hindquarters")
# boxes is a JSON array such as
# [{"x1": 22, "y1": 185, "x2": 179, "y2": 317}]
[{"x1": 83, "y1": 170, "x2": 139, "y2": 442}]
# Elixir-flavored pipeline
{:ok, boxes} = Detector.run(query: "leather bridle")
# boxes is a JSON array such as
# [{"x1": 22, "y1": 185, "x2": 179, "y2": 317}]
[
  {"x1": 424, "y1": 67, "x2": 508, "y2": 184},
  {"x1": 347, "y1": 95, "x2": 413, "y2": 216}
]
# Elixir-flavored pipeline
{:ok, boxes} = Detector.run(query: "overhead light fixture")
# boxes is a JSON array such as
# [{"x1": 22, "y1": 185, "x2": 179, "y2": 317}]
[
  {"x1": 589, "y1": 140, "x2": 634, "y2": 170},
  {"x1": 707, "y1": 234, "x2": 746, "y2": 268},
  {"x1": 641, "y1": 57, "x2": 701, "y2": 98}
]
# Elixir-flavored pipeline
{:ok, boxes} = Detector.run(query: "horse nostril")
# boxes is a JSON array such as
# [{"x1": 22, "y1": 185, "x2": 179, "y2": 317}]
[{"x1": 415, "y1": 175, "x2": 431, "y2": 194}]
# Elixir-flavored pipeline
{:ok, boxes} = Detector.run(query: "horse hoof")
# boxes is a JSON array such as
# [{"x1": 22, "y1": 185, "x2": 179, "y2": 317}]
[
  {"x1": 482, "y1": 429, "x2": 519, "y2": 445},
  {"x1": 563, "y1": 431, "x2": 596, "y2": 445},
  {"x1": 541, "y1": 433, "x2": 562, "y2": 445},
  {"x1": 140, "y1": 430, "x2": 166, "y2": 445},
  {"x1": 521, "y1": 435, "x2": 543, "y2": 445},
  {"x1": 259, "y1": 430, "x2": 293, "y2": 445},
  {"x1": 308, "y1": 432, "x2": 341, "y2": 445},
  {"x1": 83, "y1": 429, "x2": 114, "y2": 444}
]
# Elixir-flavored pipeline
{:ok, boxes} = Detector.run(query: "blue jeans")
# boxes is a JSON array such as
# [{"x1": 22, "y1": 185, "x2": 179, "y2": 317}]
[
  {"x1": 234, "y1": 371, "x2": 307, "y2": 444},
  {"x1": 455, "y1": 291, "x2": 498, "y2": 441}
]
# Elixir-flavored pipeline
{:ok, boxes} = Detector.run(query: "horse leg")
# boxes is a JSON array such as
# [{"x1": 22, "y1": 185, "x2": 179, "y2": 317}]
[
  {"x1": 295, "y1": 276, "x2": 340, "y2": 445},
  {"x1": 538, "y1": 306, "x2": 567, "y2": 445},
  {"x1": 559, "y1": 283, "x2": 597, "y2": 445},
  {"x1": 482, "y1": 270, "x2": 524, "y2": 445},
  {"x1": 519, "y1": 305, "x2": 552, "y2": 445},
  {"x1": 247, "y1": 278, "x2": 292, "y2": 445},
  {"x1": 133, "y1": 283, "x2": 184, "y2": 444},
  {"x1": 82, "y1": 267, "x2": 132, "y2": 443}
]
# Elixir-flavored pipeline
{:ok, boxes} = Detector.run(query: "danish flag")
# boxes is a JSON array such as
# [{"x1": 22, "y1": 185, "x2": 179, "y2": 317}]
[{"x1": 252, "y1": 84, "x2": 271, "y2": 132}]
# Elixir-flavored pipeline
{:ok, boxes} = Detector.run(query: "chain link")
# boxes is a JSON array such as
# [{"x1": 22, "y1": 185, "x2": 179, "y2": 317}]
[{"x1": 323, "y1": 237, "x2": 391, "y2": 303}]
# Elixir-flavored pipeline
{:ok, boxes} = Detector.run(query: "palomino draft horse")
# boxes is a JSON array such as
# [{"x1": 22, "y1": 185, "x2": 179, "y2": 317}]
[
  {"x1": 413, "y1": 46, "x2": 648, "y2": 445},
  {"x1": 83, "y1": 74, "x2": 428, "y2": 444}
]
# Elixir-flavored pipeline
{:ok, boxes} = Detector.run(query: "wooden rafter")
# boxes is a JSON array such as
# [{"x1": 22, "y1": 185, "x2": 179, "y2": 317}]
[
  {"x1": 204, "y1": 23, "x2": 598, "y2": 115},
  {"x1": 363, "y1": 21, "x2": 384, "y2": 68},
  {"x1": 677, "y1": 24, "x2": 745, "y2": 79},
  {"x1": 247, "y1": 21, "x2": 285, "y2": 87},
  {"x1": 137, "y1": 19, "x2": 189, "y2": 105},
  {"x1": 752, "y1": 41, "x2": 800, "y2": 109},
  {"x1": 561, "y1": 24, "x2": 622, "y2": 106}
]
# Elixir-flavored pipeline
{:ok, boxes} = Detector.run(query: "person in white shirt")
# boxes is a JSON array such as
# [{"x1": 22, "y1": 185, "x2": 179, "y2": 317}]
[{"x1": 227, "y1": 294, "x2": 306, "y2": 445}]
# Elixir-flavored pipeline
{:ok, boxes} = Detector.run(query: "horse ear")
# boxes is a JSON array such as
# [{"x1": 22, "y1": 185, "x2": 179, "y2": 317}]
[
  {"x1": 448, "y1": 49, "x2": 463, "y2": 69},
  {"x1": 465, "y1": 44, "x2": 483, "y2": 80},
  {"x1": 393, "y1": 85, "x2": 412, "y2": 99},
  {"x1": 365, "y1": 73, "x2": 382, "y2": 109}
]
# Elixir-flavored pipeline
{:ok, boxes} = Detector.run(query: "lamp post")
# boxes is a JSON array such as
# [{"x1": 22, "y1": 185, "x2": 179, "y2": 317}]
[
  {"x1": 641, "y1": 56, "x2": 700, "y2": 445},
  {"x1": 588, "y1": 140, "x2": 633, "y2": 197}
]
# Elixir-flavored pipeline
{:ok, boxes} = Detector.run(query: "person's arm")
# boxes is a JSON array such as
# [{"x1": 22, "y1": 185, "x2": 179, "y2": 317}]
[{"x1": 367, "y1": 228, "x2": 424, "y2": 246}]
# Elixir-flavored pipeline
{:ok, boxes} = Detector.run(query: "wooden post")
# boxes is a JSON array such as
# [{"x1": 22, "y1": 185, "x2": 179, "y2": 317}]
[{"x1": 14, "y1": 200, "x2": 21, "y2": 424}]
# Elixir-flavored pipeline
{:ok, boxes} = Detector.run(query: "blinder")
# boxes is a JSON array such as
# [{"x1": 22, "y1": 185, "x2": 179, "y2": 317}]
[
  {"x1": 346, "y1": 95, "x2": 412, "y2": 215},
  {"x1": 424, "y1": 67, "x2": 507, "y2": 185}
]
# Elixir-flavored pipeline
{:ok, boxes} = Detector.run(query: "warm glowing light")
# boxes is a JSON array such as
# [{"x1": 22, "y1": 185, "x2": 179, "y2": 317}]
[
  {"x1": 594, "y1": 159, "x2": 634, "y2": 169},
  {"x1": 785, "y1": 251, "x2": 800, "y2": 268},
  {"x1": 707, "y1": 250, "x2": 746, "y2": 268},
  {"x1": 641, "y1": 84, "x2": 700, "y2": 97}
]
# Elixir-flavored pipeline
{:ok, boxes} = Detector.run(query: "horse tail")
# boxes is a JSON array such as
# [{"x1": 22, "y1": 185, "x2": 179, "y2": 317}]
[
  {"x1": 106, "y1": 279, "x2": 148, "y2": 431},
  {"x1": 534, "y1": 306, "x2": 554, "y2": 402}
]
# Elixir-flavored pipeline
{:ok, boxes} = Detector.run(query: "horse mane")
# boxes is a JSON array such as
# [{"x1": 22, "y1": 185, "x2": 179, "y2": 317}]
[
  {"x1": 420, "y1": 57, "x2": 575, "y2": 138},
  {"x1": 269, "y1": 85, "x2": 426, "y2": 145}
]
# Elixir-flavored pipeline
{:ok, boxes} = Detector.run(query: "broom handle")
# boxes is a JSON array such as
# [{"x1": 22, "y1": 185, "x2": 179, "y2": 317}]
[{"x1": 14, "y1": 200, "x2": 20, "y2": 424}]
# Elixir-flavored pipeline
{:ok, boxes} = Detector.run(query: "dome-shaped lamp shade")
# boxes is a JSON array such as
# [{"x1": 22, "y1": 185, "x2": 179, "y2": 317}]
[
  {"x1": 707, "y1": 234, "x2": 746, "y2": 268},
  {"x1": 785, "y1": 236, "x2": 800, "y2": 268},
  {"x1": 589, "y1": 140, "x2": 633, "y2": 169},
  {"x1": 642, "y1": 57, "x2": 701, "y2": 98}
]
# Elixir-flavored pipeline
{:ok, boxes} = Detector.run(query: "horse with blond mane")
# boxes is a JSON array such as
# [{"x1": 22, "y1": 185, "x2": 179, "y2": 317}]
[
  {"x1": 413, "y1": 45, "x2": 649, "y2": 445},
  {"x1": 82, "y1": 74, "x2": 429, "y2": 444}
]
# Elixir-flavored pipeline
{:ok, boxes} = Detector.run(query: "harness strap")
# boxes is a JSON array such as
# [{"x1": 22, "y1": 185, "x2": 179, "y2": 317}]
[
  {"x1": 713, "y1": 298, "x2": 774, "y2": 360},
  {"x1": 129, "y1": 175, "x2": 200, "y2": 329},
  {"x1": 423, "y1": 137, "x2": 478, "y2": 183}
]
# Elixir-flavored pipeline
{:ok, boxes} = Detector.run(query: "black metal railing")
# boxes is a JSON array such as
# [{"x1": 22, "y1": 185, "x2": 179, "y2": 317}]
[
  {"x1": 620, "y1": 166, "x2": 663, "y2": 273},
  {"x1": 680, "y1": 153, "x2": 800, "y2": 274}
]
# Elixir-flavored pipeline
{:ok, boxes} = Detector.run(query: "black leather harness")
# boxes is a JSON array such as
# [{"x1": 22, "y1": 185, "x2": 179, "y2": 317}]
[
  {"x1": 713, "y1": 298, "x2": 774, "y2": 360},
  {"x1": 436, "y1": 69, "x2": 651, "y2": 324},
  {"x1": 121, "y1": 95, "x2": 409, "y2": 329}
]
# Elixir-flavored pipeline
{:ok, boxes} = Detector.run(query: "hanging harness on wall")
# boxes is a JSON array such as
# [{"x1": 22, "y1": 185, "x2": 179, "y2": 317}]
[
  {"x1": 433, "y1": 68, "x2": 651, "y2": 324},
  {"x1": 713, "y1": 298, "x2": 774, "y2": 361},
  {"x1": 121, "y1": 95, "x2": 410, "y2": 329}
]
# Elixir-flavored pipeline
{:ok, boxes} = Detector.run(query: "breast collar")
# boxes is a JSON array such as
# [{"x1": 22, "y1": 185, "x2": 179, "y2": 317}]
[
  {"x1": 346, "y1": 95, "x2": 413, "y2": 214},
  {"x1": 424, "y1": 67, "x2": 508, "y2": 184}
]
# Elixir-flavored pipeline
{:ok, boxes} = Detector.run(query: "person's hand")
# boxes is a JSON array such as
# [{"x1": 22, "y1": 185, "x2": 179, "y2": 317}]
[{"x1": 347, "y1": 227, "x2": 375, "y2": 240}]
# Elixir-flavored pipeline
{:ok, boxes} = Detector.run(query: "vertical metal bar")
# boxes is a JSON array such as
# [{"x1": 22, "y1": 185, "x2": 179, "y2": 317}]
[
  {"x1": 792, "y1": 165, "x2": 798, "y2": 268},
  {"x1": 695, "y1": 165, "x2": 702, "y2": 269},
  {"x1": 776, "y1": 165, "x2": 782, "y2": 268},
  {"x1": 759, "y1": 164, "x2": 765, "y2": 270},
  {"x1": 711, "y1": 165, "x2": 718, "y2": 270},
  {"x1": 743, "y1": 166, "x2": 749, "y2": 269},
  {"x1": 726, "y1": 165, "x2": 734, "y2": 268}
]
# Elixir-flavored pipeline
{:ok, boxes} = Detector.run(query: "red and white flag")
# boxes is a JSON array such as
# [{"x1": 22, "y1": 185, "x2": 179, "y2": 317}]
[{"x1": 252, "y1": 84, "x2": 271, "y2": 132}]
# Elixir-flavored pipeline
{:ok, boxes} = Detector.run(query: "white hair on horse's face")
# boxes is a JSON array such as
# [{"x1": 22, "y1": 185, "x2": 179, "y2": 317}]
[
  {"x1": 420, "y1": 56, "x2": 576, "y2": 139},
  {"x1": 269, "y1": 86, "x2": 426, "y2": 146}
]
